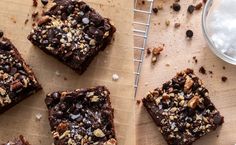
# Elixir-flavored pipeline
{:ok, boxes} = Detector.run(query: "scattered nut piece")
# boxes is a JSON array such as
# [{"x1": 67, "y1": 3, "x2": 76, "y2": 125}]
[
  {"x1": 151, "y1": 56, "x2": 157, "y2": 64},
  {"x1": 91, "y1": 95, "x2": 99, "y2": 102},
  {"x1": 184, "y1": 76, "x2": 194, "y2": 92},
  {"x1": 174, "y1": 23, "x2": 180, "y2": 28},
  {"x1": 152, "y1": 47, "x2": 163, "y2": 56},
  {"x1": 165, "y1": 20, "x2": 170, "y2": 26},
  {"x1": 188, "y1": 96, "x2": 200, "y2": 109},
  {"x1": 195, "y1": 3, "x2": 203, "y2": 10},
  {"x1": 37, "y1": 16, "x2": 50, "y2": 26},
  {"x1": 93, "y1": 129, "x2": 105, "y2": 137}
]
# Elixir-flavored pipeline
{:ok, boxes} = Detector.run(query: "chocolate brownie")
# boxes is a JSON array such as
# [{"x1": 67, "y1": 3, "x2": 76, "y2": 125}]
[
  {"x1": 28, "y1": 0, "x2": 116, "y2": 74},
  {"x1": 2, "y1": 135, "x2": 30, "y2": 145},
  {"x1": 0, "y1": 34, "x2": 41, "y2": 113},
  {"x1": 142, "y1": 69, "x2": 224, "y2": 145},
  {"x1": 45, "y1": 86, "x2": 117, "y2": 145}
]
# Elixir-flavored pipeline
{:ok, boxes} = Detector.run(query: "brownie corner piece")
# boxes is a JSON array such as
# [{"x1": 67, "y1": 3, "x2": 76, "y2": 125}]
[
  {"x1": 0, "y1": 36, "x2": 41, "y2": 113},
  {"x1": 2, "y1": 135, "x2": 30, "y2": 145},
  {"x1": 28, "y1": 0, "x2": 116, "y2": 74},
  {"x1": 142, "y1": 68, "x2": 224, "y2": 145},
  {"x1": 45, "y1": 86, "x2": 117, "y2": 145}
]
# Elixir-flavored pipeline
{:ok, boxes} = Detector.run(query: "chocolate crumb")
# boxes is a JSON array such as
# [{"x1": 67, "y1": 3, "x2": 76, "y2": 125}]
[
  {"x1": 64, "y1": 77, "x2": 67, "y2": 81},
  {"x1": 203, "y1": 0, "x2": 208, "y2": 3},
  {"x1": 174, "y1": 23, "x2": 180, "y2": 28},
  {"x1": 199, "y1": 66, "x2": 206, "y2": 74},
  {"x1": 152, "y1": 8, "x2": 158, "y2": 14},
  {"x1": 0, "y1": 30, "x2": 3, "y2": 38},
  {"x1": 209, "y1": 71, "x2": 213, "y2": 74},
  {"x1": 222, "y1": 66, "x2": 226, "y2": 70},
  {"x1": 187, "y1": 5, "x2": 195, "y2": 14},
  {"x1": 192, "y1": 56, "x2": 198, "y2": 63},
  {"x1": 32, "y1": 11, "x2": 39, "y2": 18},
  {"x1": 41, "y1": 0, "x2": 48, "y2": 5},
  {"x1": 195, "y1": 3, "x2": 203, "y2": 10},
  {"x1": 142, "y1": 0, "x2": 145, "y2": 5},
  {"x1": 33, "y1": 0, "x2": 38, "y2": 7},
  {"x1": 172, "y1": 3, "x2": 181, "y2": 12},
  {"x1": 136, "y1": 100, "x2": 141, "y2": 105},
  {"x1": 186, "y1": 30, "x2": 193, "y2": 38},
  {"x1": 216, "y1": 134, "x2": 219, "y2": 138},
  {"x1": 24, "y1": 19, "x2": 29, "y2": 25},
  {"x1": 221, "y1": 76, "x2": 227, "y2": 82},
  {"x1": 146, "y1": 48, "x2": 151, "y2": 55}
]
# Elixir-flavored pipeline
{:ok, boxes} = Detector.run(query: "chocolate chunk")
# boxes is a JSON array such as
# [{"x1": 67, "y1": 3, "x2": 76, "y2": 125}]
[
  {"x1": 221, "y1": 76, "x2": 228, "y2": 82},
  {"x1": 172, "y1": 3, "x2": 181, "y2": 11},
  {"x1": 152, "y1": 8, "x2": 158, "y2": 14},
  {"x1": 186, "y1": 29, "x2": 193, "y2": 38},
  {"x1": 41, "y1": 0, "x2": 48, "y2": 5},
  {"x1": 187, "y1": 5, "x2": 195, "y2": 14},
  {"x1": 199, "y1": 66, "x2": 206, "y2": 74}
]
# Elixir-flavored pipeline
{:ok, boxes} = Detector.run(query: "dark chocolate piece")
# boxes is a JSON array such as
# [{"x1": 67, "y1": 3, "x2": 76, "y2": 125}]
[
  {"x1": 2, "y1": 135, "x2": 30, "y2": 145},
  {"x1": 28, "y1": 0, "x2": 116, "y2": 74},
  {"x1": 45, "y1": 86, "x2": 117, "y2": 145},
  {"x1": 142, "y1": 69, "x2": 224, "y2": 145},
  {"x1": 0, "y1": 36, "x2": 41, "y2": 113}
]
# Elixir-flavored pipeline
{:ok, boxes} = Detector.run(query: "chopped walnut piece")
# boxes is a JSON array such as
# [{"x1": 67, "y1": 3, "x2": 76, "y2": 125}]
[
  {"x1": 188, "y1": 96, "x2": 200, "y2": 109},
  {"x1": 152, "y1": 47, "x2": 163, "y2": 56},
  {"x1": 93, "y1": 129, "x2": 105, "y2": 137},
  {"x1": 184, "y1": 76, "x2": 194, "y2": 92}
]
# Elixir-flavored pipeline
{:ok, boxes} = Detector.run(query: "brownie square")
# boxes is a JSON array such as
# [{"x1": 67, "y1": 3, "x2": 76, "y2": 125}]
[
  {"x1": 45, "y1": 86, "x2": 117, "y2": 145},
  {"x1": 1, "y1": 135, "x2": 30, "y2": 145},
  {"x1": 28, "y1": 0, "x2": 116, "y2": 74},
  {"x1": 142, "y1": 69, "x2": 224, "y2": 145},
  {"x1": 0, "y1": 36, "x2": 41, "y2": 113}
]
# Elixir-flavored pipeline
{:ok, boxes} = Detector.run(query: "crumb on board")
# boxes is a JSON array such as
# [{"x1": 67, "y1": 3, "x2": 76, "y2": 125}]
[
  {"x1": 35, "y1": 113, "x2": 42, "y2": 121},
  {"x1": 221, "y1": 76, "x2": 228, "y2": 82},
  {"x1": 174, "y1": 23, "x2": 180, "y2": 28},
  {"x1": 222, "y1": 66, "x2": 226, "y2": 70},
  {"x1": 146, "y1": 48, "x2": 151, "y2": 55},
  {"x1": 10, "y1": 17, "x2": 16, "y2": 23},
  {"x1": 192, "y1": 56, "x2": 198, "y2": 63},
  {"x1": 33, "y1": 0, "x2": 38, "y2": 7},
  {"x1": 24, "y1": 19, "x2": 29, "y2": 25},
  {"x1": 152, "y1": 8, "x2": 158, "y2": 14},
  {"x1": 195, "y1": 3, "x2": 203, "y2": 10},
  {"x1": 136, "y1": 100, "x2": 141, "y2": 105},
  {"x1": 199, "y1": 66, "x2": 206, "y2": 75},
  {"x1": 55, "y1": 71, "x2": 60, "y2": 76},
  {"x1": 112, "y1": 74, "x2": 119, "y2": 81},
  {"x1": 165, "y1": 20, "x2": 170, "y2": 26}
]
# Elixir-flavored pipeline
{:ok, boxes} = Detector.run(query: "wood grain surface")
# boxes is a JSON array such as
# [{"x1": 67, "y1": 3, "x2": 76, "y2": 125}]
[
  {"x1": 0, "y1": 0, "x2": 135, "y2": 144},
  {"x1": 135, "y1": 0, "x2": 236, "y2": 145}
]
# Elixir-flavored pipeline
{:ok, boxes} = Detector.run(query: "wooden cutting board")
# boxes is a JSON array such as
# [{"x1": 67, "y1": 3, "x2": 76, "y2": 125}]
[
  {"x1": 136, "y1": 0, "x2": 236, "y2": 145},
  {"x1": 0, "y1": 0, "x2": 135, "y2": 144}
]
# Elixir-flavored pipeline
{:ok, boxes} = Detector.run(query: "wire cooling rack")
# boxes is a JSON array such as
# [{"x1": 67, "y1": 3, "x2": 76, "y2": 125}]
[{"x1": 133, "y1": 0, "x2": 153, "y2": 97}]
